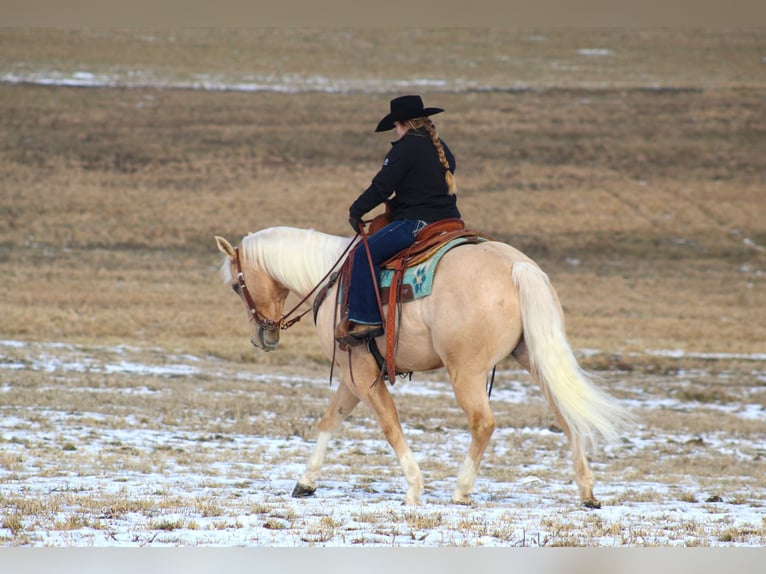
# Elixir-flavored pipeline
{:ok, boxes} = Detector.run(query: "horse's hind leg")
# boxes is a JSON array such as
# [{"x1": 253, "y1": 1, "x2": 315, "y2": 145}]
[
  {"x1": 449, "y1": 369, "x2": 496, "y2": 504},
  {"x1": 292, "y1": 381, "x2": 361, "y2": 498},
  {"x1": 513, "y1": 341, "x2": 599, "y2": 508}
]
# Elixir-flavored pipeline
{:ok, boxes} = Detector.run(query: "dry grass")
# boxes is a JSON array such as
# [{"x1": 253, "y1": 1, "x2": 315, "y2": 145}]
[
  {"x1": 0, "y1": 28, "x2": 765, "y2": 546},
  {"x1": 1, "y1": 340, "x2": 764, "y2": 546}
]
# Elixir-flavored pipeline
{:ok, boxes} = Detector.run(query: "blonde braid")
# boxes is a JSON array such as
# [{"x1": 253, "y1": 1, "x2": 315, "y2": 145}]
[{"x1": 406, "y1": 117, "x2": 457, "y2": 195}]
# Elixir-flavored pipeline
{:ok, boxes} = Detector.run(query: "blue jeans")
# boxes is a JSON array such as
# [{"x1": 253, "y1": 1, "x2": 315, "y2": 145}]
[{"x1": 348, "y1": 219, "x2": 426, "y2": 324}]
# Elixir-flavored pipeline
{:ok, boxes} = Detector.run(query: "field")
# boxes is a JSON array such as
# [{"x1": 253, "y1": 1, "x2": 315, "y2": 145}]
[{"x1": 1, "y1": 28, "x2": 765, "y2": 547}]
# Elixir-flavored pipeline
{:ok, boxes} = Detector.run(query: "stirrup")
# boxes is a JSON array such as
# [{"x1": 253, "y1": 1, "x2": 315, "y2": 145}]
[{"x1": 334, "y1": 321, "x2": 383, "y2": 347}]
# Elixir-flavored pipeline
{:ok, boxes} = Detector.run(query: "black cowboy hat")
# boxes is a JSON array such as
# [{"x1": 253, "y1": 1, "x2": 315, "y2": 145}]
[{"x1": 375, "y1": 95, "x2": 444, "y2": 132}]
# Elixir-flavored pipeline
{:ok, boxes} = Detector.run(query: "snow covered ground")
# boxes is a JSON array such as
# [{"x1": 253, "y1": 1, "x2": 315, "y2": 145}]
[{"x1": 1, "y1": 340, "x2": 765, "y2": 547}]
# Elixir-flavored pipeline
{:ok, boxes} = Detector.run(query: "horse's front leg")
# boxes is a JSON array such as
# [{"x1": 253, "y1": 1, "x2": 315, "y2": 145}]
[
  {"x1": 292, "y1": 380, "x2": 361, "y2": 498},
  {"x1": 360, "y1": 367, "x2": 424, "y2": 505}
]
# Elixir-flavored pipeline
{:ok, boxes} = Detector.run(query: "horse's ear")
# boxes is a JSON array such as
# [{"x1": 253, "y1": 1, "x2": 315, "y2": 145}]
[{"x1": 215, "y1": 235, "x2": 236, "y2": 259}]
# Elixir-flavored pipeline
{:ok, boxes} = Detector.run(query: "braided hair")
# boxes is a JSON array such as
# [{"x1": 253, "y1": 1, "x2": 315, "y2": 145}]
[{"x1": 403, "y1": 117, "x2": 457, "y2": 195}]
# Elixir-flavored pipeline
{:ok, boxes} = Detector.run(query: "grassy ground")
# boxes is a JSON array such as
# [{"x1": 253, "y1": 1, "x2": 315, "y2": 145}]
[
  {"x1": 1, "y1": 85, "x2": 764, "y2": 360},
  {"x1": 1, "y1": 341, "x2": 765, "y2": 546},
  {"x1": 0, "y1": 28, "x2": 765, "y2": 546}
]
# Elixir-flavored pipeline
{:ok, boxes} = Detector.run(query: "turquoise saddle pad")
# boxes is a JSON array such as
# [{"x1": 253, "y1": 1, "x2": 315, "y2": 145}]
[{"x1": 379, "y1": 236, "x2": 486, "y2": 300}]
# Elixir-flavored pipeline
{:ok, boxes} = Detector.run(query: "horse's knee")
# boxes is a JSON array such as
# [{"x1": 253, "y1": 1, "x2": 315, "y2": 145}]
[{"x1": 469, "y1": 413, "x2": 495, "y2": 441}]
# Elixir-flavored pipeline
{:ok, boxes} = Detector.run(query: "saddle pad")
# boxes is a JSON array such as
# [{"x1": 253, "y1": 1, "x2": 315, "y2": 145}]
[{"x1": 379, "y1": 236, "x2": 486, "y2": 301}]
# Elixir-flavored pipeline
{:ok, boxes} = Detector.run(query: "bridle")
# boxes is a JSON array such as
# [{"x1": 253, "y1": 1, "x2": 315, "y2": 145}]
[
  {"x1": 232, "y1": 237, "x2": 357, "y2": 333},
  {"x1": 233, "y1": 246, "x2": 303, "y2": 332},
  {"x1": 233, "y1": 246, "x2": 285, "y2": 332}
]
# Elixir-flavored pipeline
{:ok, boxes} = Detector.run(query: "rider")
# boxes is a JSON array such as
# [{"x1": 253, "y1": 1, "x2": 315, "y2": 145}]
[{"x1": 336, "y1": 94, "x2": 461, "y2": 344}]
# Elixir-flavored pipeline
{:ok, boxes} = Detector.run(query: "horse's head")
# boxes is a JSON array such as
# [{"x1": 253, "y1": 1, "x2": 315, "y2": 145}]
[{"x1": 215, "y1": 235, "x2": 289, "y2": 352}]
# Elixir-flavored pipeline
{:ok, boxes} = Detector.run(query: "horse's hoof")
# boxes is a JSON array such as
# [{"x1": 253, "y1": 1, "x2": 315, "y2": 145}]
[
  {"x1": 291, "y1": 482, "x2": 316, "y2": 498},
  {"x1": 583, "y1": 499, "x2": 601, "y2": 509},
  {"x1": 451, "y1": 496, "x2": 473, "y2": 506}
]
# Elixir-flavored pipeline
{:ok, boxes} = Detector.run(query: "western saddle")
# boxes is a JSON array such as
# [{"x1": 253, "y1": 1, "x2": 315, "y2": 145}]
[{"x1": 316, "y1": 218, "x2": 491, "y2": 385}]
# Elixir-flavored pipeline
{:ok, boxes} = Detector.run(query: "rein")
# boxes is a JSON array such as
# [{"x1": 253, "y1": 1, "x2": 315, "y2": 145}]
[
  {"x1": 357, "y1": 223, "x2": 387, "y2": 325},
  {"x1": 356, "y1": 222, "x2": 397, "y2": 386},
  {"x1": 234, "y1": 237, "x2": 357, "y2": 333}
]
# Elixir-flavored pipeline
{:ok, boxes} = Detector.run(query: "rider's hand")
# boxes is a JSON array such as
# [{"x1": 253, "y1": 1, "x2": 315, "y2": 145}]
[{"x1": 349, "y1": 216, "x2": 362, "y2": 233}]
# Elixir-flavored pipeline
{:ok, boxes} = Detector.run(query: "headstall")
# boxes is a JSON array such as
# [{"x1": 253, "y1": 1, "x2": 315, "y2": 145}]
[{"x1": 233, "y1": 237, "x2": 358, "y2": 333}]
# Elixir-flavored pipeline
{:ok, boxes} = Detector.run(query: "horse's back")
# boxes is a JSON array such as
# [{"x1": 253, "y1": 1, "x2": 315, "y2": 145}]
[
  {"x1": 433, "y1": 240, "x2": 538, "y2": 288},
  {"x1": 474, "y1": 240, "x2": 538, "y2": 266}
]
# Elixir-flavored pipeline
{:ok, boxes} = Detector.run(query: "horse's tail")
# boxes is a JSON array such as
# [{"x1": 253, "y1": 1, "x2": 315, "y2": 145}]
[{"x1": 511, "y1": 261, "x2": 632, "y2": 451}]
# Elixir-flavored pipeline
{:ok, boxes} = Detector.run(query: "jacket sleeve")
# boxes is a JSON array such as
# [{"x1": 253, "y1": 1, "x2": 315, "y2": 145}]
[{"x1": 349, "y1": 144, "x2": 409, "y2": 219}]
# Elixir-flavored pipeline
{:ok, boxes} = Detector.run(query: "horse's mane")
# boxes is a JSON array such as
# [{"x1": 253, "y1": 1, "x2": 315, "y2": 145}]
[{"x1": 224, "y1": 227, "x2": 353, "y2": 295}]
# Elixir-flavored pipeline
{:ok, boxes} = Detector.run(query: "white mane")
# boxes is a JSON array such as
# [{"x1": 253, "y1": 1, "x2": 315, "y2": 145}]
[{"x1": 227, "y1": 227, "x2": 354, "y2": 296}]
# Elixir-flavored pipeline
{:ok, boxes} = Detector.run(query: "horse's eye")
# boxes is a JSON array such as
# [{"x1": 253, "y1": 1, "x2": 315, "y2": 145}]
[{"x1": 232, "y1": 283, "x2": 241, "y2": 295}]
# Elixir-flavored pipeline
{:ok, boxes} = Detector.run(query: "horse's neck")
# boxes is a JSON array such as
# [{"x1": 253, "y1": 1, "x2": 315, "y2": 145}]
[{"x1": 254, "y1": 228, "x2": 352, "y2": 297}]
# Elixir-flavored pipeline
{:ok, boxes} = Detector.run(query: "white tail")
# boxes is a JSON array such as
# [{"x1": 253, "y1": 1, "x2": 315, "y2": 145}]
[{"x1": 512, "y1": 261, "x2": 632, "y2": 451}]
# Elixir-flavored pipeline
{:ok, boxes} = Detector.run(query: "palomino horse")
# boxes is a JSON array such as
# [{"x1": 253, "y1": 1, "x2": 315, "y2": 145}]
[{"x1": 215, "y1": 227, "x2": 631, "y2": 507}]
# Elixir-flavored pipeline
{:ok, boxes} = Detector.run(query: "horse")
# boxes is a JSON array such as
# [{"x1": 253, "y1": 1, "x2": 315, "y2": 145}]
[{"x1": 215, "y1": 226, "x2": 631, "y2": 507}]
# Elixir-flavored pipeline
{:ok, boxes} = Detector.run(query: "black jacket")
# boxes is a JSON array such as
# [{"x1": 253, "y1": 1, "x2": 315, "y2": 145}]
[{"x1": 349, "y1": 129, "x2": 460, "y2": 223}]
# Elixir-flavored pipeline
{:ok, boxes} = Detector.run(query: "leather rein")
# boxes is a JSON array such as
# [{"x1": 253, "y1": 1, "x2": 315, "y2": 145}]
[{"x1": 233, "y1": 237, "x2": 358, "y2": 333}]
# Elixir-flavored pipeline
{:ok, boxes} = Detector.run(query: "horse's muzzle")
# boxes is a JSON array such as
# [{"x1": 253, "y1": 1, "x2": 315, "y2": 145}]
[{"x1": 253, "y1": 327, "x2": 280, "y2": 352}]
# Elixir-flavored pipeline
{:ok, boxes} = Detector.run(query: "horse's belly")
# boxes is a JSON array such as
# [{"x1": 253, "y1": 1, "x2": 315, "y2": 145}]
[{"x1": 392, "y1": 302, "x2": 444, "y2": 371}]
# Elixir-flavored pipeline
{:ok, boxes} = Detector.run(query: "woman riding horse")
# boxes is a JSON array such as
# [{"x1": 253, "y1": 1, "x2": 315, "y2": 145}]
[{"x1": 336, "y1": 94, "x2": 461, "y2": 345}]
